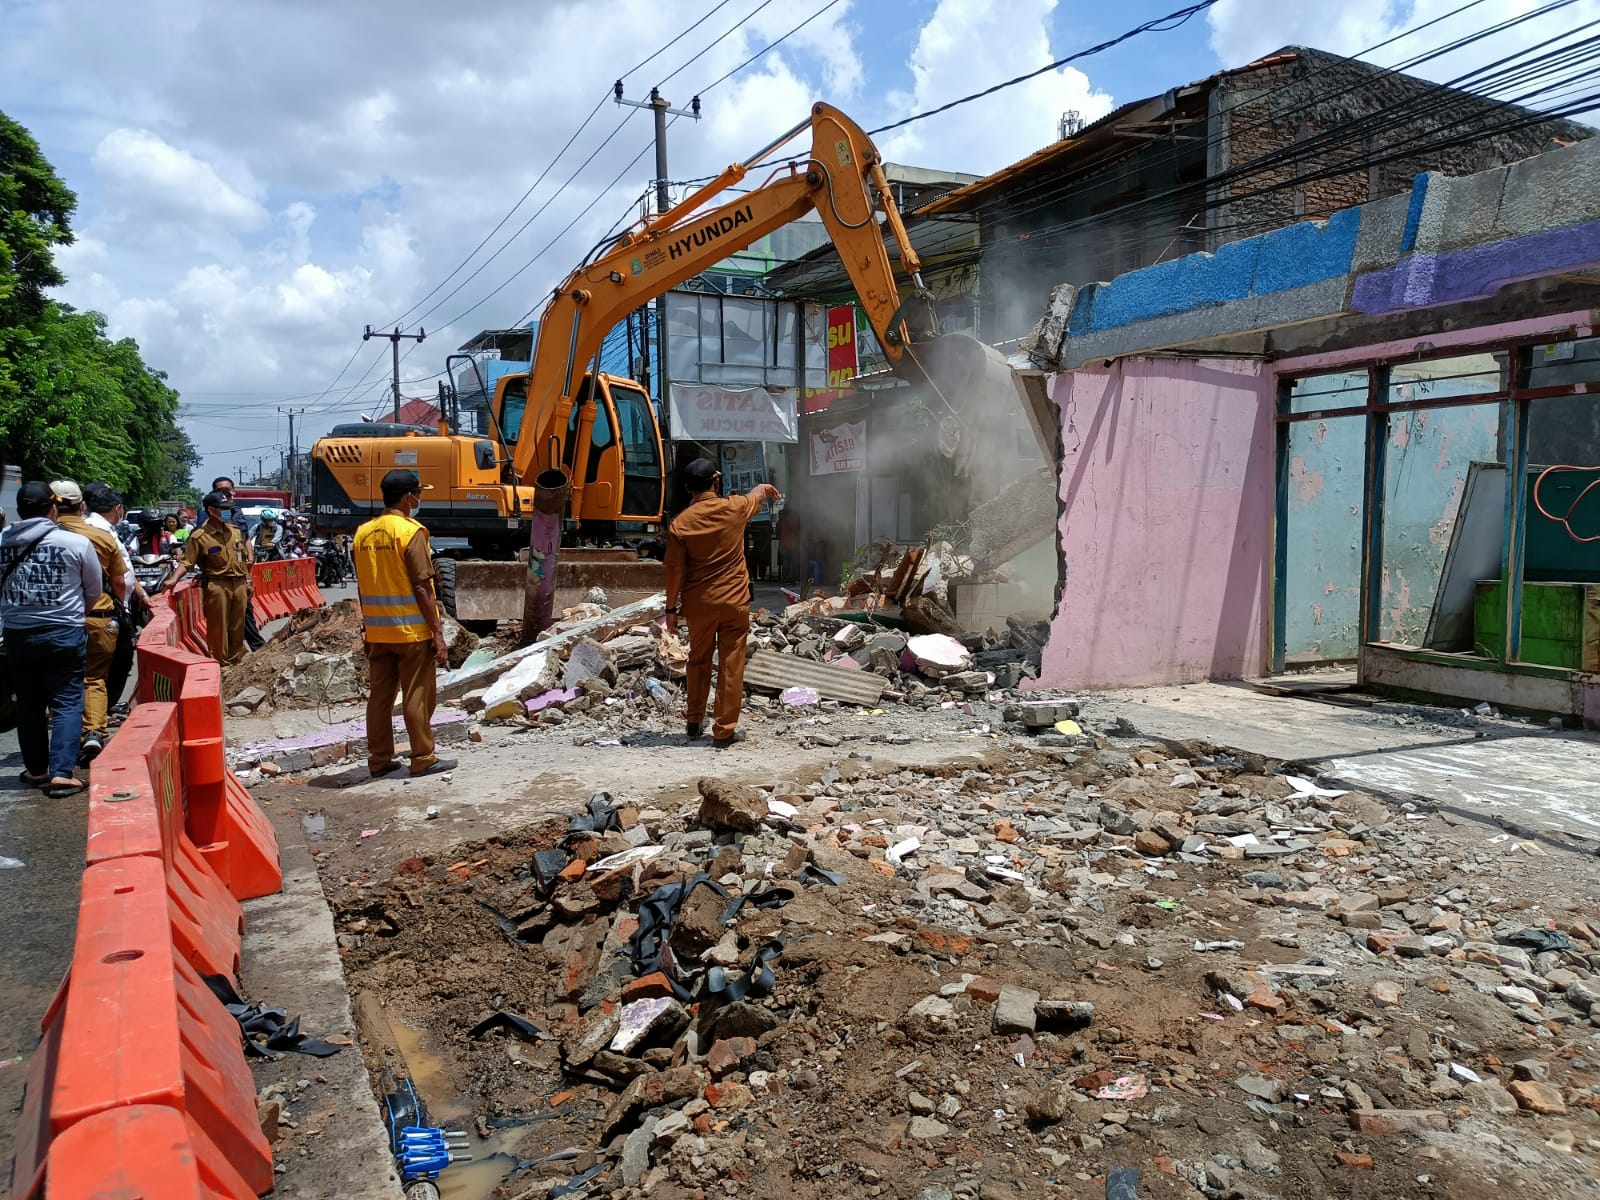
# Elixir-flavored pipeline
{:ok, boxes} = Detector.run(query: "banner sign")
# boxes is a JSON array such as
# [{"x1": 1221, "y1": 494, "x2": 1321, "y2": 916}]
[
  {"x1": 802, "y1": 305, "x2": 858, "y2": 415},
  {"x1": 670, "y1": 384, "x2": 798, "y2": 443},
  {"x1": 809, "y1": 420, "x2": 866, "y2": 475},
  {"x1": 720, "y1": 443, "x2": 773, "y2": 518}
]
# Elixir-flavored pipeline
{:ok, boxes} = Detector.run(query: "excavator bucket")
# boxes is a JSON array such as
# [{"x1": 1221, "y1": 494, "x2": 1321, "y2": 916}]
[
  {"x1": 901, "y1": 332, "x2": 1056, "y2": 473},
  {"x1": 899, "y1": 331, "x2": 1062, "y2": 573}
]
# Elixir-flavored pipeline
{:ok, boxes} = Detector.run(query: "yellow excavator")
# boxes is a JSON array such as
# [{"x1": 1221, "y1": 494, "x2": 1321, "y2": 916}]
[{"x1": 311, "y1": 101, "x2": 1015, "y2": 613}]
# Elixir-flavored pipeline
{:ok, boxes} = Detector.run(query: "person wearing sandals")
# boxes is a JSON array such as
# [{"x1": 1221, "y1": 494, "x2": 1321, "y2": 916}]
[{"x1": 0, "y1": 481, "x2": 103, "y2": 797}]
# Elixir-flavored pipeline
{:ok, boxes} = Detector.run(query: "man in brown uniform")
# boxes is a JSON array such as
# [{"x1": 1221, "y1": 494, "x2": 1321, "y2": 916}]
[
  {"x1": 50, "y1": 480, "x2": 127, "y2": 763},
  {"x1": 661, "y1": 458, "x2": 781, "y2": 748},
  {"x1": 165, "y1": 489, "x2": 250, "y2": 665}
]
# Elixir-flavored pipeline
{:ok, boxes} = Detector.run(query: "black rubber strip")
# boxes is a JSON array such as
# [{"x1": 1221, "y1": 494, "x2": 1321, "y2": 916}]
[{"x1": 467, "y1": 1012, "x2": 546, "y2": 1042}]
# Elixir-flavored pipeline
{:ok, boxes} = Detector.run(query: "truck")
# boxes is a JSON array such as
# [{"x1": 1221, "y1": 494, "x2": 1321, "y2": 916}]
[{"x1": 310, "y1": 102, "x2": 1019, "y2": 616}]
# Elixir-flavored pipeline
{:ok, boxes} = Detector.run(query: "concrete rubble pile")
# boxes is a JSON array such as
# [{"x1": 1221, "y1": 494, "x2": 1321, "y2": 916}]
[
  {"x1": 336, "y1": 724, "x2": 1600, "y2": 1199},
  {"x1": 221, "y1": 598, "x2": 477, "y2": 715},
  {"x1": 447, "y1": 589, "x2": 1053, "y2": 745},
  {"x1": 786, "y1": 539, "x2": 980, "y2": 637}
]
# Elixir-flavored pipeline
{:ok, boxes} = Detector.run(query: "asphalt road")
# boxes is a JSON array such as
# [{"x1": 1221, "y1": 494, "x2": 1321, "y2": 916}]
[{"x1": 0, "y1": 720, "x2": 86, "y2": 1158}]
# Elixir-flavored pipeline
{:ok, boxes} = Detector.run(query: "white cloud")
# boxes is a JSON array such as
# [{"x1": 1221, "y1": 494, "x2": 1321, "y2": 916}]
[
  {"x1": 1207, "y1": 0, "x2": 1600, "y2": 91},
  {"x1": 1207, "y1": 0, "x2": 1401, "y2": 64},
  {"x1": 0, "y1": 0, "x2": 1118, "y2": 484},
  {"x1": 92, "y1": 128, "x2": 266, "y2": 230},
  {"x1": 880, "y1": 0, "x2": 1115, "y2": 174}
]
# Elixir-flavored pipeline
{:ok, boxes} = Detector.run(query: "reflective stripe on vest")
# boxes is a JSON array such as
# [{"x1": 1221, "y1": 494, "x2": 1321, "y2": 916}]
[{"x1": 353, "y1": 511, "x2": 432, "y2": 644}]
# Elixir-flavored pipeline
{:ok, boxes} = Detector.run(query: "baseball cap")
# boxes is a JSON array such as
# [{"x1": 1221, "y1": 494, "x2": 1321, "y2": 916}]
[
  {"x1": 16, "y1": 481, "x2": 56, "y2": 515},
  {"x1": 49, "y1": 479, "x2": 83, "y2": 505},
  {"x1": 682, "y1": 458, "x2": 720, "y2": 490},
  {"x1": 380, "y1": 469, "x2": 433, "y2": 493}
]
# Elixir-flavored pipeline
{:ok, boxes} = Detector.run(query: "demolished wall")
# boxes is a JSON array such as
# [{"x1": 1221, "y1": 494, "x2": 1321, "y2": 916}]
[{"x1": 1028, "y1": 357, "x2": 1274, "y2": 691}]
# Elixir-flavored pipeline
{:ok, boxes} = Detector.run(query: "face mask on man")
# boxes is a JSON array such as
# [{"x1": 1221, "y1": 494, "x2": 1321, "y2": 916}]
[
  {"x1": 410, "y1": 492, "x2": 424, "y2": 515},
  {"x1": 216, "y1": 507, "x2": 233, "y2": 522}
]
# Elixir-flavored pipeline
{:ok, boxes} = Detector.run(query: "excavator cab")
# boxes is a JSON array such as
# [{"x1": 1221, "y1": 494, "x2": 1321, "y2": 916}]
[{"x1": 490, "y1": 369, "x2": 664, "y2": 527}]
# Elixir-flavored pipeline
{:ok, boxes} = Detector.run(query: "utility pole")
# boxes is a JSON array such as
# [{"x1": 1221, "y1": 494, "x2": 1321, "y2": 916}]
[
  {"x1": 279, "y1": 406, "x2": 305, "y2": 506},
  {"x1": 614, "y1": 83, "x2": 699, "y2": 440},
  {"x1": 364, "y1": 325, "x2": 426, "y2": 423}
]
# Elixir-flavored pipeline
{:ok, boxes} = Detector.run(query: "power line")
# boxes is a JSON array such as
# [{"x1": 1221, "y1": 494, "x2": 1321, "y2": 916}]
[
  {"x1": 867, "y1": 0, "x2": 1219, "y2": 137},
  {"x1": 769, "y1": 2, "x2": 1599, "y2": 299},
  {"x1": 323, "y1": 0, "x2": 856, "y2": 414},
  {"x1": 379, "y1": 92, "x2": 612, "y2": 331},
  {"x1": 696, "y1": 0, "x2": 847, "y2": 94},
  {"x1": 620, "y1": 0, "x2": 741, "y2": 81},
  {"x1": 659, "y1": 0, "x2": 780, "y2": 88}
]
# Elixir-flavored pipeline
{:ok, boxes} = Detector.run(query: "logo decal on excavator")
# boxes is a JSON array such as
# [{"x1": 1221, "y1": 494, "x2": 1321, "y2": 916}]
[
  {"x1": 668, "y1": 205, "x2": 754, "y2": 261},
  {"x1": 630, "y1": 257, "x2": 643, "y2": 276}
]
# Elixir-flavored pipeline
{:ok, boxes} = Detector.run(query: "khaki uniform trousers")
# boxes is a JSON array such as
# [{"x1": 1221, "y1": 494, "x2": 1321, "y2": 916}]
[
  {"x1": 81, "y1": 614, "x2": 119, "y2": 738},
  {"x1": 684, "y1": 599, "x2": 751, "y2": 741},
  {"x1": 202, "y1": 577, "x2": 250, "y2": 666},
  {"x1": 366, "y1": 640, "x2": 437, "y2": 774}
]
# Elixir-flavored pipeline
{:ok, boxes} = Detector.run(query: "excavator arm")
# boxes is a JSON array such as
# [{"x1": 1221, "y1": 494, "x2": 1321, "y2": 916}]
[{"x1": 503, "y1": 103, "x2": 953, "y2": 508}]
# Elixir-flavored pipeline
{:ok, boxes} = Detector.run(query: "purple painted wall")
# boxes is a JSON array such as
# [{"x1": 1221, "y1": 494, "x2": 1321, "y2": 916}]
[{"x1": 1032, "y1": 358, "x2": 1274, "y2": 690}]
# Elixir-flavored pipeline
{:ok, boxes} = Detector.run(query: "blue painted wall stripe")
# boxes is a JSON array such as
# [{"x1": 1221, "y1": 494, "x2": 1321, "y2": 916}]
[
  {"x1": 1066, "y1": 208, "x2": 1362, "y2": 337},
  {"x1": 1399, "y1": 175, "x2": 1429, "y2": 254}
]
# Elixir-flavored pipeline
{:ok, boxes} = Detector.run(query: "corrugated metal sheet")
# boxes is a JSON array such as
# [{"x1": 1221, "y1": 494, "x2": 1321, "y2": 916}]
[{"x1": 743, "y1": 649, "x2": 887, "y2": 706}]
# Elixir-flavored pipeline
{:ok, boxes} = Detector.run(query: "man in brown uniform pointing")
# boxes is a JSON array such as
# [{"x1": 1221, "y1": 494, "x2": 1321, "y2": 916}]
[{"x1": 661, "y1": 458, "x2": 780, "y2": 748}]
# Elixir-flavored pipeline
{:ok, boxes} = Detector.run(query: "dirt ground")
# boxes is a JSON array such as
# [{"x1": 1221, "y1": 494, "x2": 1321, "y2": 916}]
[{"x1": 251, "y1": 712, "x2": 1600, "y2": 1200}]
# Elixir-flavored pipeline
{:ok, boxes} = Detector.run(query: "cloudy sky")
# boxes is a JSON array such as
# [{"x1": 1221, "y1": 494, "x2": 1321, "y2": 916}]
[{"x1": 2, "y1": 0, "x2": 1594, "y2": 488}]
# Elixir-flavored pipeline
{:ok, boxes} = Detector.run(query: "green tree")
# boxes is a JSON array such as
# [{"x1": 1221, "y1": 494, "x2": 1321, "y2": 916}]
[
  {"x1": 0, "y1": 113, "x2": 75, "y2": 327},
  {"x1": 0, "y1": 110, "x2": 195, "y2": 503}
]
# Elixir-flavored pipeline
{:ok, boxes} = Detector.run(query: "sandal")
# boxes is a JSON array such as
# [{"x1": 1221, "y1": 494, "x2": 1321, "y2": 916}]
[
  {"x1": 17, "y1": 770, "x2": 48, "y2": 788},
  {"x1": 46, "y1": 780, "x2": 86, "y2": 799}
]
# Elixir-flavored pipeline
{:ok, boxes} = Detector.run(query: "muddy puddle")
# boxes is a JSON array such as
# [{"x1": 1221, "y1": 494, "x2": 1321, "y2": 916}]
[{"x1": 387, "y1": 1018, "x2": 582, "y2": 1199}]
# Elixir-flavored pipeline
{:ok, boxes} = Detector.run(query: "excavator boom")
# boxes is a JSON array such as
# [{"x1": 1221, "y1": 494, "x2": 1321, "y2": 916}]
[{"x1": 497, "y1": 102, "x2": 1009, "y2": 519}]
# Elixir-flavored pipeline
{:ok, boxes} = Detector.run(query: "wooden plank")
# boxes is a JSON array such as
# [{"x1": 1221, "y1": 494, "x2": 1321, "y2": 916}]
[
  {"x1": 743, "y1": 648, "x2": 887, "y2": 706},
  {"x1": 437, "y1": 593, "x2": 665, "y2": 702}
]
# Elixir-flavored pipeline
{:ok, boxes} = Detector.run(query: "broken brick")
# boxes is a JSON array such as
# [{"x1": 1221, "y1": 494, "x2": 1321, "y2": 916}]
[
  {"x1": 1335, "y1": 1153, "x2": 1375, "y2": 1169},
  {"x1": 557, "y1": 857, "x2": 587, "y2": 883},
  {"x1": 1508, "y1": 1080, "x2": 1566, "y2": 1115},
  {"x1": 1244, "y1": 989, "x2": 1288, "y2": 1016},
  {"x1": 1348, "y1": 1110, "x2": 1448, "y2": 1135},
  {"x1": 621, "y1": 972, "x2": 675, "y2": 1002},
  {"x1": 1366, "y1": 932, "x2": 1399, "y2": 954},
  {"x1": 967, "y1": 979, "x2": 1003, "y2": 1004},
  {"x1": 706, "y1": 1036, "x2": 758, "y2": 1078}
]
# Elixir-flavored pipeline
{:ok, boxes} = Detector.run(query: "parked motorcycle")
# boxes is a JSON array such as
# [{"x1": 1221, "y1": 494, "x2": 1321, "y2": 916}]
[{"x1": 309, "y1": 536, "x2": 349, "y2": 588}]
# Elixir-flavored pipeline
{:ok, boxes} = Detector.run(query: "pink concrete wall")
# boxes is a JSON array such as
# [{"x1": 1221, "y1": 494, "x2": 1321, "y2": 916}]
[{"x1": 1033, "y1": 357, "x2": 1275, "y2": 690}]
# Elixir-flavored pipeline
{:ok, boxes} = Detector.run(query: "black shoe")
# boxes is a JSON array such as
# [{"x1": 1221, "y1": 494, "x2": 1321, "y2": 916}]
[
  {"x1": 686, "y1": 722, "x2": 705, "y2": 740},
  {"x1": 409, "y1": 757, "x2": 457, "y2": 778},
  {"x1": 712, "y1": 731, "x2": 746, "y2": 749},
  {"x1": 369, "y1": 761, "x2": 402, "y2": 778},
  {"x1": 78, "y1": 736, "x2": 104, "y2": 767}
]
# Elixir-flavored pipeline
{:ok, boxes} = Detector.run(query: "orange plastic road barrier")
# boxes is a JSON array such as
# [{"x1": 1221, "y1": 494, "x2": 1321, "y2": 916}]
[
  {"x1": 136, "y1": 636, "x2": 189, "y2": 706},
  {"x1": 175, "y1": 585, "x2": 211, "y2": 657},
  {"x1": 44, "y1": 857, "x2": 273, "y2": 1196},
  {"x1": 136, "y1": 618, "x2": 283, "y2": 901},
  {"x1": 175, "y1": 654, "x2": 282, "y2": 901},
  {"x1": 41, "y1": 1104, "x2": 255, "y2": 1200},
  {"x1": 250, "y1": 563, "x2": 292, "y2": 620},
  {"x1": 86, "y1": 702, "x2": 244, "y2": 983},
  {"x1": 142, "y1": 598, "x2": 181, "y2": 649},
  {"x1": 286, "y1": 558, "x2": 327, "y2": 610}
]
